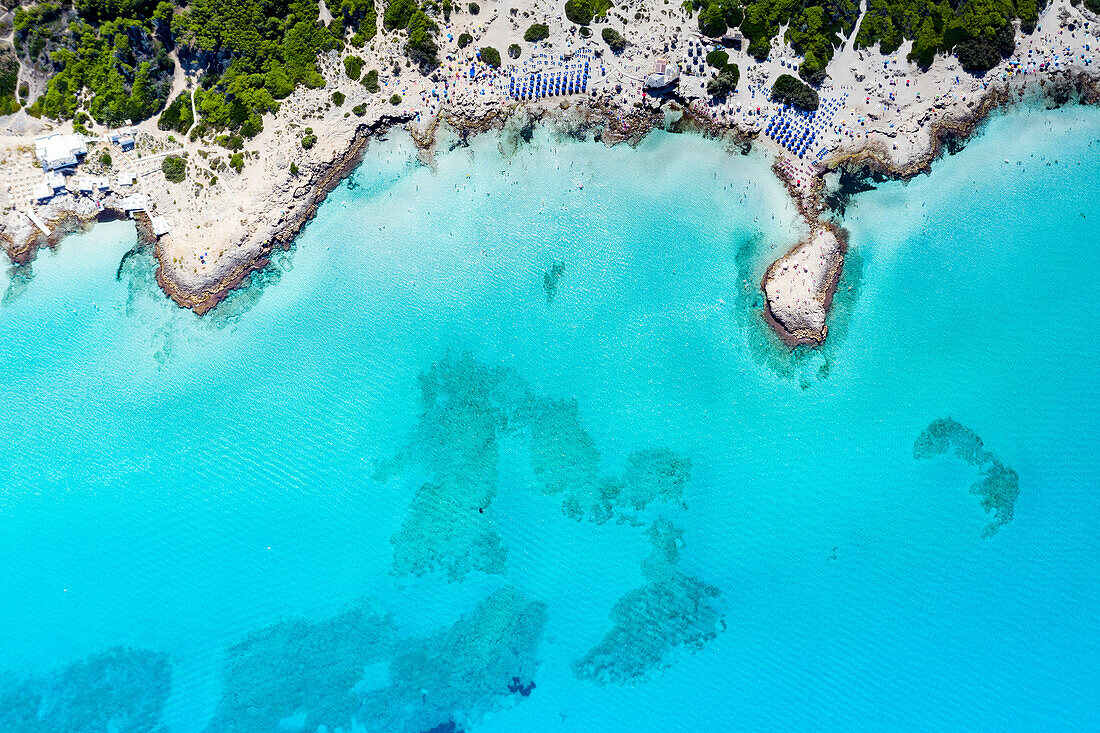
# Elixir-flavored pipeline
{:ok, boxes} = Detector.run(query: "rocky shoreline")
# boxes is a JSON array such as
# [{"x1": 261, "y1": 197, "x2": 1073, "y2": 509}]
[
  {"x1": 759, "y1": 68, "x2": 1100, "y2": 349},
  {"x1": 825, "y1": 69, "x2": 1100, "y2": 184},
  {"x1": 154, "y1": 113, "x2": 412, "y2": 315},
  {"x1": 4, "y1": 60, "x2": 1098, "y2": 342}
]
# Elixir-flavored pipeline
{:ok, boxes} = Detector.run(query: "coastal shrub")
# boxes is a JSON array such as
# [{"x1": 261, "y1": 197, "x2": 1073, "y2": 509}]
[
  {"x1": 468, "y1": 1, "x2": 479, "y2": 12},
  {"x1": 771, "y1": 73, "x2": 819, "y2": 110},
  {"x1": 601, "y1": 27, "x2": 626, "y2": 52},
  {"x1": 289, "y1": 162, "x2": 299, "y2": 176},
  {"x1": 458, "y1": 32, "x2": 473, "y2": 48},
  {"x1": 706, "y1": 62, "x2": 739, "y2": 97},
  {"x1": 363, "y1": 69, "x2": 380, "y2": 92},
  {"x1": 327, "y1": 0, "x2": 377, "y2": 45},
  {"x1": 508, "y1": 43, "x2": 521, "y2": 59},
  {"x1": 170, "y1": 0, "x2": 339, "y2": 136},
  {"x1": 215, "y1": 133, "x2": 244, "y2": 150},
  {"x1": 0, "y1": 46, "x2": 18, "y2": 115},
  {"x1": 158, "y1": 91, "x2": 193, "y2": 134},
  {"x1": 332, "y1": 90, "x2": 345, "y2": 106},
  {"x1": 579, "y1": 25, "x2": 591, "y2": 37},
  {"x1": 954, "y1": 20, "x2": 1016, "y2": 73},
  {"x1": 480, "y1": 45, "x2": 501, "y2": 67},
  {"x1": 19, "y1": 81, "x2": 30, "y2": 99},
  {"x1": 161, "y1": 154, "x2": 186, "y2": 183},
  {"x1": 564, "y1": 0, "x2": 612, "y2": 25},
  {"x1": 352, "y1": 103, "x2": 367, "y2": 115},
  {"x1": 698, "y1": 3, "x2": 726, "y2": 36},
  {"x1": 524, "y1": 22, "x2": 549, "y2": 41},
  {"x1": 344, "y1": 55, "x2": 365, "y2": 80},
  {"x1": 390, "y1": 93, "x2": 401, "y2": 104},
  {"x1": 301, "y1": 128, "x2": 317, "y2": 149},
  {"x1": 705, "y1": 48, "x2": 728, "y2": 68},
  {"x1": 442, "y1": 0, "x2": 452, "y2": 19},
  {"x1": 856, "y1": 0, "x2": 1032, "y2": 71},
  {"x1": 99, "y1": 151, "x2": 112, "y2": 167},
  {"x1": 229, "y1": 152, "x2": 244, "y2": 171}
]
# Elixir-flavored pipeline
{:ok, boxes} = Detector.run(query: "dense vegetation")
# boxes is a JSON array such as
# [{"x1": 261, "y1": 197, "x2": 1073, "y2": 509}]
[
  {"x1": 383, "y1": 0, "x2": 439, "y2": 67},
  {"x1": 508, "y1": 43, "x2": 522, "y2": 59},
  {"x1": 173, "y1": 0, "x2": 338, "y2": 138},
  {"x1": 524, "y1": 22, "x2": 550, "y2": 42},
  {"x1": 0, "y1": 45, "x2": 18, "y2": 115},
  {"x1": 688, "y1": 0, "x2": 743, "y2": 38},
  {"x1": 158, "y1": 91, "x2": 194, "y2": 133},
  {"x1": 707, "y1": 61, "x2": 739, "y2": 97},
  {"x1": 41, "y1": 18, "x2": 173, "y2": 124},
  {"x1": 161, "y1": 153, "x2": 186, "y2": 182},
  {"x1": 564, "y1": 0, "x2": 612, "y2": 25},
  {"x1": 771, "y1": 73, "x2": 819, "y2": 109},
  {"x1": 856, "y1": 0, "x2": 1039, "y2": 70},
  {"x1": 12, "y1": 2, "x2": 71, "y2": 66},
  {"x1": 480, "y1": 45, "x2": 501, "y2": 67},
  {"x1": 602, "y1": 27, "x2": 626, "y2": 53},
  {"x1": 325, "y1": 0, "x2": 377, "y2": 48},
  {"x1": 682, "y1": 0, "x2": 1037, "y2": 86}
]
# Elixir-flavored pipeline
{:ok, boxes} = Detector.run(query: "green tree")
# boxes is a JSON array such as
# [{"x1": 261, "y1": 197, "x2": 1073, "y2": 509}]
[
  {"x1": 601, "y1": 27, "x2": 626, "y2": 52},
  {"x1": 524, "y1": 22, "x2": 549, "y2": 41},
  {"x1": 345, "y1": 55, "x2": 365, "y2": 80},
  {"x1": 706, "y1": 62, "x2": 739, "y2": 96},
  {"x1": 771, "y1": 73, "x2": 819, "y2": 110},
  {"x1": 480, "y1": 45, "x2": 500, "y2": 67},
  {"x1": 363, "y1": 68, "x2": 380, "y2": 92},
  {"x1": 162, "y1": 154, "x2": 186, "y2": 182}
]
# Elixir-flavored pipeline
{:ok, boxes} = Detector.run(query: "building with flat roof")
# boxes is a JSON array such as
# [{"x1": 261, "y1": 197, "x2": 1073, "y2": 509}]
[
  {"x1": 645, "y1": 59, "x2": 680, "y2": 90},
  {"x1": 34, "y1": 134, "x2": 88, "y2": 171}
]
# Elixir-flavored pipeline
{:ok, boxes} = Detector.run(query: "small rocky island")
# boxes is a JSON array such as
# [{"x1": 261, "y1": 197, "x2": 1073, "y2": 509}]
[{"x1": 761, "y1": 226, "x2": 844, "y2": 347}]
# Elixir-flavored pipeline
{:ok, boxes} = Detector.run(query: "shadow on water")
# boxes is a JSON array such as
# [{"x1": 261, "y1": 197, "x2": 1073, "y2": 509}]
[{"x1": 2, "y1": 264, "x2": 35, "y2": 306}]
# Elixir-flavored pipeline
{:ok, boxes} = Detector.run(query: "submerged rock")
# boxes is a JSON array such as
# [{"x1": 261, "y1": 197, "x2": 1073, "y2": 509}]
[
  {"x1": 913, "y1": 417, "x2": 1020, "y2": 536},
  {"x1": 762, "y1": 225, "x2": 845, "y2": 346},
  {"x1": 385, "y1": 353, "x2": 695, "y2": 578},
  {"x1": 0, "y1": 647, "x2": 171, "y2": 733},
  {"x1": 573, "y1": 520, "x2": 725, "y2": 685},
  {"x1": 204, "y1": 588, "x2": 545, "y2": 733}
]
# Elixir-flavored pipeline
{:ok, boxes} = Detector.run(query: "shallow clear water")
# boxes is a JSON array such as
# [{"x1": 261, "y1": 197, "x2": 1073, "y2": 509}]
[{"x1": 0, "y1": 106, "x2": 1097, "y2": 732}]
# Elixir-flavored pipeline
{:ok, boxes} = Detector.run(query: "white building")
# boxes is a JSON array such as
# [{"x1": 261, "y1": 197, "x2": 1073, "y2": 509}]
[
  {"x1": 32, "y1": 183, "x2": 54, "y2": 203},
  {"x1": 34, "y1": 134, "x2": 88, "y2": 171},
  {"x1": 108, "y1": 127, "x2": 136, "y2": 151},
  {"x1": 645, "y1": 59, "x2": 680, "y2": 90},
  {"x1": 120, "y1": 193, "x2": 147, "y2": 213},
  {"x1": 45, "y1": 171, "x2": 67, "y2": 193},
  {"x1": 77, "y1": 176, "x2": 111, "y2": 194}
]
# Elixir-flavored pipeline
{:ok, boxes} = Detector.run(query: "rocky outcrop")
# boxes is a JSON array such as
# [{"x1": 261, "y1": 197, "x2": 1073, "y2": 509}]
[
  {"x1": 154, "y1": 113, "x2": 412, "y2": 315},
  {"x1": 761, "y1": 224, "x2": 845, "y2": 347}
]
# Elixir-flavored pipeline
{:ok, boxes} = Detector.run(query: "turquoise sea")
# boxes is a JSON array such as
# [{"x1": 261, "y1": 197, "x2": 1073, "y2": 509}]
[{"x1": 1, "y1": 103, "x2": 1098, "y2": 732}]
